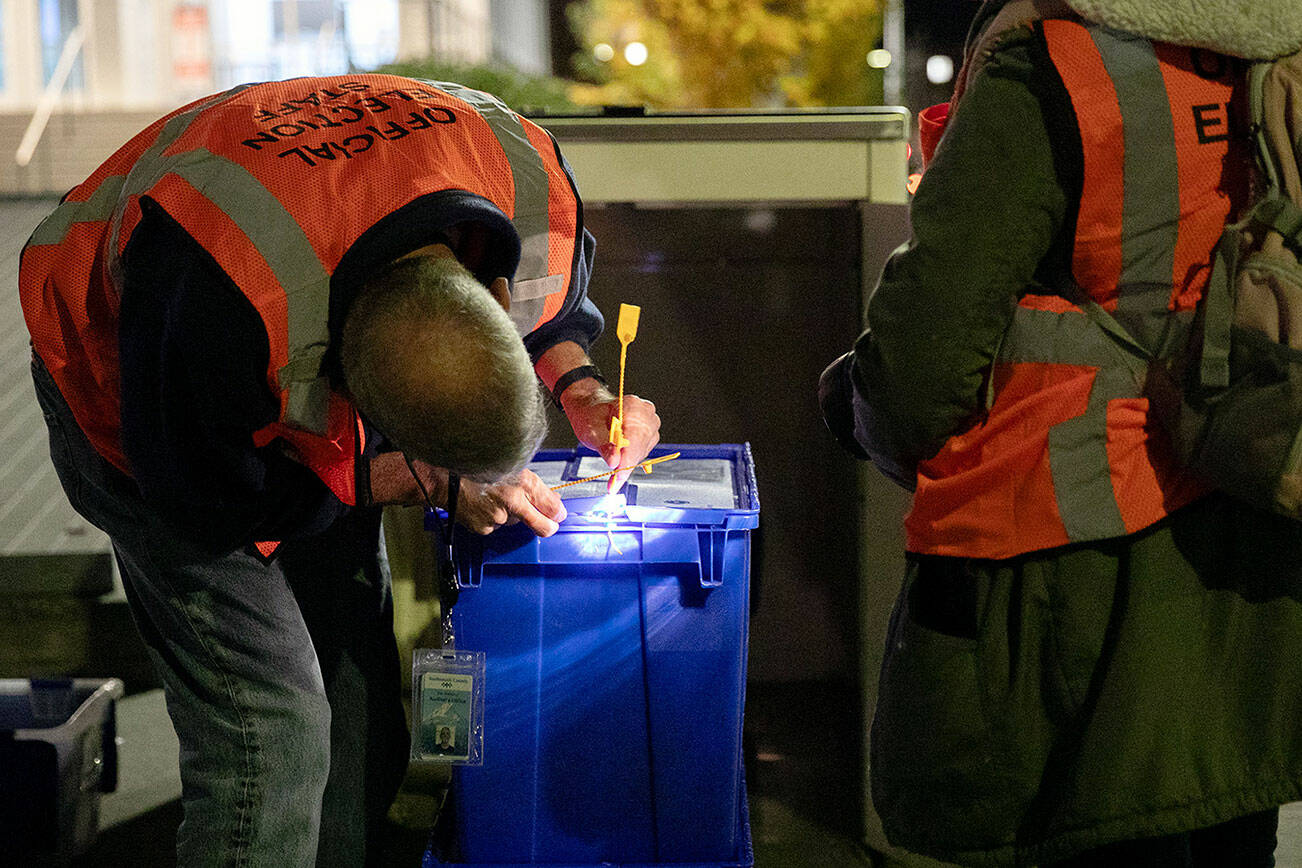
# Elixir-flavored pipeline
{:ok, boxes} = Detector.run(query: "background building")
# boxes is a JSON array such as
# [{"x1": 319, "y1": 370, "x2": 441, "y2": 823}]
[{"x1": 0, "y1": 0, "x2": 549, "y2": 193}]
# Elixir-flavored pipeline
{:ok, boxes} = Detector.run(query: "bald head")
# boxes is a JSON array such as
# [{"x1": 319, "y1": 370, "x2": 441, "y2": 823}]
[{"x1": 340, "y1": 255, "x2": 546, "y2": 482}]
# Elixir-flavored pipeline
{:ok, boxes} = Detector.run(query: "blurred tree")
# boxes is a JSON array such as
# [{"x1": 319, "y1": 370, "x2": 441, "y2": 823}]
[
  {"x1": 567, "y1": 0, "x2": 886, "y2": 109},
  {"x1": 372, "y1": 59, "x2": 581, "y2": 113}
]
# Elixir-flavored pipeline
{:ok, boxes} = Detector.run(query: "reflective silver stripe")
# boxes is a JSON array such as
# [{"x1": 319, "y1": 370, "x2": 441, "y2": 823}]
[
  {"x1": 106, "y1": 83, "x2": 260, "y2": 294},
  {"x1": 29, "y1": 89, "x2": 256, "y2": 253},
  {"x1": 99, "y1": 82, "x2": 333, "y2": 433},
  {"x1": 1046, "y1": 364, "x2": 1132, "y2": 540},
  {"x1": 998, "y1": 304, "x2": 1128, "y2": 368},
  {"x1": 28, "y1": 175, "x2": 127, "y2": 248},
  {"x1": 1088, "y1": 27, "x2": 1180, "y2": 306},
  {"x1": 169, "y1": 149, "x2": 333, "y2": 433},
  {"x1": 1001, "y1": 304, "x2": 1145, "y2": 540},
  {"x1": 988, "y1": 29, "x2": 1187, "y2": 543},
  {"x1": 431, "y1": 80, "x2": 553, "y2": 335},
  {"x1": 512, "y1": 273, "x2": 564, "y2": 301}
]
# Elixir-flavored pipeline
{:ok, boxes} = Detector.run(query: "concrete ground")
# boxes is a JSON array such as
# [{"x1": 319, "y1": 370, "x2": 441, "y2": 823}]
[
  {"x1": 74, "y1": 680, "x2": 874, "y2": 867},
  {"x1": 68, "y1": 682, "x2": 1302, "y2": 867}
]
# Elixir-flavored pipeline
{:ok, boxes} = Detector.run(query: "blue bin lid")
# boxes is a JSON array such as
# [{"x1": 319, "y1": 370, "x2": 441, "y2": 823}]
[
  {"x1": 430, "y1": 444, "x2": 759, "y2": 587},
  {"x1": 533, "y1": 443, "x2": 758, "y2": 529}
]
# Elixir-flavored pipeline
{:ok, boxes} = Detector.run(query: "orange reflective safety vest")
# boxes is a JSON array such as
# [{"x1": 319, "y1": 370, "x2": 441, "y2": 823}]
[
  {"x1": 906, "y1": 21, "x2": 1251, "y2": 559},
  {"x1": 21, "y1": 75, "x2": 580, "y2": 513}
]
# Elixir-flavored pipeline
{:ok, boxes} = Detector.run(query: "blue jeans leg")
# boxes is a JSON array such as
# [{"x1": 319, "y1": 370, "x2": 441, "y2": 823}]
[
  {"x1": 112, "y1": 534, "x2": 333, "y2": 866},
  {"x1": 280, "y1": 508, "x2": 410, "y2": 866},
  {"x1": 30, "y1": 354, "x2": 406, "y2": 866}
]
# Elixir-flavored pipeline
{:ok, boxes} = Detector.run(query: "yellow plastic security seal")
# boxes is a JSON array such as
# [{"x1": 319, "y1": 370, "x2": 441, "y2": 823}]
[
  {"x1": 550, "y1": 452, "x2": 681, "y2": 491},
  {"x1": 609, "y1": 303, "x2": 640, "y2": 450}
]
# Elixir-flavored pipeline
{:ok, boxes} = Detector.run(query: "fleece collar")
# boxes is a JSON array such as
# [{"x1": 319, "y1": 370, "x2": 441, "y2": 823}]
[{"x1": 1065, "y1": 0, "x2": 1302, "y2": 59}]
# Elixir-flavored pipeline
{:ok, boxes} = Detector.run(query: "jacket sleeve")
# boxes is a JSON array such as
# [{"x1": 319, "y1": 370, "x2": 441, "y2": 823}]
[
  {"x1": 119, "y1": 198, "x2": 347, "y2": 553},
  {"x1": 522, "y1": 228, "x2": 604, "y2": 361},
  {"x1": 521, "y1": 142, "x2": 605, "y2": 360},
  {"x1": 821, "y1": 31, "x2": 1074, "y2": 487}
]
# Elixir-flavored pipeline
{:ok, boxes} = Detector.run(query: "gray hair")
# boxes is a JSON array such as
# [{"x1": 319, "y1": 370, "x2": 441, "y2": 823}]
[{"x1": 340, "y1": 255, "x2": 547, "y2": 483}]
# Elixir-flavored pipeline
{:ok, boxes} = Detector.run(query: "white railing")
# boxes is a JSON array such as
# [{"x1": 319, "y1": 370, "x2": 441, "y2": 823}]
[{"x1": 16, "y1": 25, "x2": 87, "y2": 168}]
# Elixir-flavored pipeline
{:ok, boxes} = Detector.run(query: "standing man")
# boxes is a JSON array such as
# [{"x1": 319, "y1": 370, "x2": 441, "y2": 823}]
[
  {"x1": 21, "y1": 75, "x2": 659, "y2": 865},
  {"x1": 821, "y1": 1, "x2": 1302, "y2": 865}
]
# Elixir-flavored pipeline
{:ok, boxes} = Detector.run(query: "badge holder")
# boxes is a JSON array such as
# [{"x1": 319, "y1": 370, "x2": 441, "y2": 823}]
[{"x1": 408, "y1": 466, "x2": 486, "y2": 766}]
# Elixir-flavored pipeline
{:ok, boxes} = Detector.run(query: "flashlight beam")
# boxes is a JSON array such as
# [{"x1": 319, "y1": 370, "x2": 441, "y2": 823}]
[{"x1": 549, "y1": 452, "x2": 681, "y2": 491}]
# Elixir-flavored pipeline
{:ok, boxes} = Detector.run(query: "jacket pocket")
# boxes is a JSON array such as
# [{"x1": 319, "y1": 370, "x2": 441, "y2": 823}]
[{"x1": 871, "y1": 559, "x2": 1041, "y2": 859}]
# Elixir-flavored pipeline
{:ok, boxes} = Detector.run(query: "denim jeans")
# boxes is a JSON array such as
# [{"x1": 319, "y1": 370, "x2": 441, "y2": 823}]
[{"x1": 31, "y1": 355, "x2": 409, "y2": 866}]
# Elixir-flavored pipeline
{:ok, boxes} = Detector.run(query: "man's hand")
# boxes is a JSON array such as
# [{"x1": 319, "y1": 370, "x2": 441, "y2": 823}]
[
  {"x1": 368, "y1": 453, "x2": 565, "y2": 536},
  {"x1": 457, "y1": 470, "x2": 566, "y2": 536},
  {"x1": 562, "y1": 386, "x2": 662, "y2": 493},
  {"x1": 535, "y1": 341, "x2": 663, "y2": 493}
]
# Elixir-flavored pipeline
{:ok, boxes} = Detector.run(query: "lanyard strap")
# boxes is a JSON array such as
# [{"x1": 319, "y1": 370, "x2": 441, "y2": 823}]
[{"x1": 404, "y1": 456, "x2": 461, "y2": 651}]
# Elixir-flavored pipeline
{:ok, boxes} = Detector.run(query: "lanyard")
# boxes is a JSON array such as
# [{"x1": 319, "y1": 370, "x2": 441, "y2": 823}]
[{"x1": 405, "y1": 455, "x2": 461, "y2": 652}]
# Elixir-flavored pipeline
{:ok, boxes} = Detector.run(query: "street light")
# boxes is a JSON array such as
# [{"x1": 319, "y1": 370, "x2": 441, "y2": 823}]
[
  {"x1": 926, "y1": 54, "x2": 954, "y2": 84},
  {"x1": 866, "y1": 48, "x2": 893, "y2": 69},
  {"x1": 624, "y1": 41, "x2": 648, "y2": 66}
]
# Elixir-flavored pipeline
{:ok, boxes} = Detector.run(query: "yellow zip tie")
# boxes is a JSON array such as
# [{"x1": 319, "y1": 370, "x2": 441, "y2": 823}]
[
  {"x1": 550, "y1": 452, "x2": 681, "y2": 491},
  {"x1": 608, "y1": 304, "x2": 640, "y2": 450}
]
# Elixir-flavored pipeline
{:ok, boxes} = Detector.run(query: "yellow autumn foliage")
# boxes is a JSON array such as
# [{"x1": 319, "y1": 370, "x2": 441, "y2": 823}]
[{"x1": 568, "y1": 0, "x2": 886, "y2": 109}]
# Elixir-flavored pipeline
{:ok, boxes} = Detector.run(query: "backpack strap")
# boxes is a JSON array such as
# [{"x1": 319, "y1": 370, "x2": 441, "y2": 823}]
[
  {"x1": 1257, "y1": 51, "x2": 1302, "y2": 203},
  {"x1": 1200, "y1": 221, "x2": 1242, "y2": 389},
  {"x1": 1258, "y1": 196, "x2": 1302, "y2": 255},
  {"x1": 1250, "y1": 61, "x2": 1282, "y2": 194},
  {"x1": 1197, "y1": 58, "x2": 1302, "y2": 390}
]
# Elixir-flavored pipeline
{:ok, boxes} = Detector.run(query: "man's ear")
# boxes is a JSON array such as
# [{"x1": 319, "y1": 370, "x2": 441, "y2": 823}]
[{"x1": 489, "y1": 276, "x2": 511, "y2": 312}]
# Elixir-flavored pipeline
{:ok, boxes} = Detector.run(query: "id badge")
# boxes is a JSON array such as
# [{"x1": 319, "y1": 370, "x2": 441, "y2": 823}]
[{"x1": 411, "y1": 649, "x2": 485, "y2": 765}]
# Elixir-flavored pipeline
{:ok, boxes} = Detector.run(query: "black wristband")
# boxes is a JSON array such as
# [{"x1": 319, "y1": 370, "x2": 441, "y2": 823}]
[
  {"x1": 550, "y1": 365, "x2": 607, "y2": 410},
  {"x1": 356, "y1": 450, "x2": 374, "y2": 508}
]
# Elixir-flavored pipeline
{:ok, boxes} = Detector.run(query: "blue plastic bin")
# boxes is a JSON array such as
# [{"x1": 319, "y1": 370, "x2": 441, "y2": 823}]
[
  {"x1": 424, "y1": 443, "x2": 758, "y2": 866},
  {"x1": 422, "y1": 783, "x2": 754, "y2": 868},
  {"x1": 0, "y1": 678, "x2": 123, "y2": 861}
]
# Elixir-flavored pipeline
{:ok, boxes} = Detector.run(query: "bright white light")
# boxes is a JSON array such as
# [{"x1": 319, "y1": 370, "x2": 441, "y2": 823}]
[
  {"x1": 624, "y1": 41, "x2": 649, "y2": 66},
  {"x1": 593, "y1": 42, "x2": 614, "y2": 63},
  {"x1": 586, "y1": 493, "x2": 627, "y2": 521},
  {"x1": 926, "y1": 54, "x2": 955, "y2": 85},
  {"x1": 866, "y1": 49, "x2": 893, "y2": 69}
]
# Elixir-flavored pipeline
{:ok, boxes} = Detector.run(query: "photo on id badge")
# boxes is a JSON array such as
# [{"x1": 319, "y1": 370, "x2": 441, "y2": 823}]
[{"x1": 420, "y1": 671, "x2": 472, "y2": 761}]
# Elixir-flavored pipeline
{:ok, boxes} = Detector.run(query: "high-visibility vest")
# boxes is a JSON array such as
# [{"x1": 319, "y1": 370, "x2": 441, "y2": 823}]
[
  {"x1": 21, "y1": 75, "x2": 581, "y2": 513},
  {"x1": 906, "y1": 21, "x2": 1251, "y2": 559}
]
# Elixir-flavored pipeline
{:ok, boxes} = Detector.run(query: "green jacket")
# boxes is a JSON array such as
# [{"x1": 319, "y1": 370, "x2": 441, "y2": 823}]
[
  {"x1": 875, "y1": 494, "x2": 1302, "y2": 866},
  {"x1": 817, "y1": 5, "x2": 1302, "y2": 864},
  {"x1": 827, "y1": 26, "x2": 1070, "y2": 486}
]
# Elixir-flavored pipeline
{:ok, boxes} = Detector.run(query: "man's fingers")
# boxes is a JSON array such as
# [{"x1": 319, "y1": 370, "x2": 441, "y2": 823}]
[
  {"x1": 500, "y1": 486, "x2": 560, "y2": 537},
  {"x1": 620, "y1": 396, "x2": 660, "y2": 447},
  {"x1": 608, "y1": 467, "x2": 635, "y2": 493},
  {"x1": 466, "y1": 500, "x2": 510, "y2": 535},
  {"x1": 519, "y1": 470, "x2": 567, "y2": 522},
  {"x1": 458, "y1": 470, "x2": 569, "y2": 537},
  {"x1": 606, "y1": 396, "x2": 662, "y2": 491}
]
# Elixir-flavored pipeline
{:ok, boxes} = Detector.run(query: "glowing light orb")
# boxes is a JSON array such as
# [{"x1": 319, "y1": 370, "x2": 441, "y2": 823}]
[
  {"x1": 927, "y1": 54, "x2": 955, "y2": 84},
  {"x1": 624, "y1": 42, "x2": 649, "y2": 66},
  {"x1": 866, "y1": 49, "x2": 893, "y2": 69}
]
